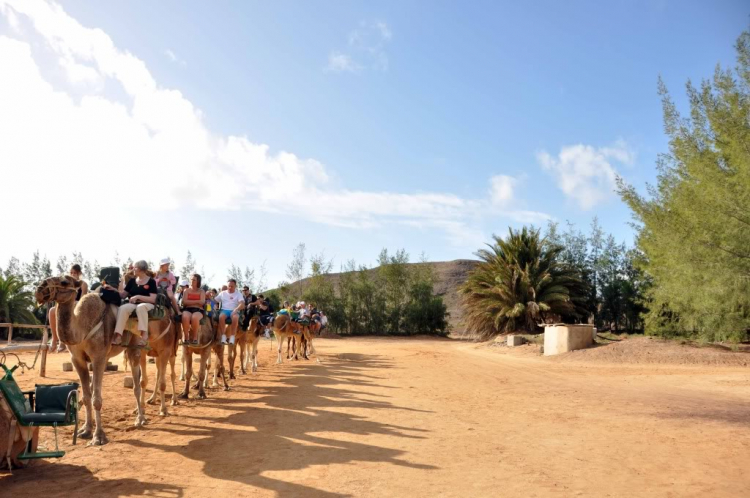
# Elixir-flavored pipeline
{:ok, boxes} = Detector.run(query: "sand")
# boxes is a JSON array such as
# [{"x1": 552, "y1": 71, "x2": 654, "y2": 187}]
[{"x1": 2, "y1": 336, "x2": 748, "y2": 497}]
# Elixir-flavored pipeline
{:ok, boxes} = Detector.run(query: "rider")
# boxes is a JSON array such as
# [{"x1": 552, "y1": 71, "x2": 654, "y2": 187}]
[
  {"x1": 49, "y1": 263, "x2": 89, "y2": 353},
  {"x1": 319, "y1": 311, "x2": 328, "y2": 333},
  {"x1": 257, "y1": 294, "x2": 273, "y2": 326},
  {"x1": 154, "y1": 258, "x2": 181, "y2": 318},
  {"x1": 108, "y1": 260, "x2": 157, "y2": 347},
  {"x1": 205, "y1": 288, "x2": 218, "y2": 318},
  {"x1": 277, "y1": 300, "x2": 291, "y2": 316},
  {"x1": 180, "y1": 274, "x2": 206, "y2": 345},
  {"x1": 216, "y1": 279, "x2": 243, "y2": 345},
  {"x1": 241, "y1": 286, "x2": 258, "y2": 330}
]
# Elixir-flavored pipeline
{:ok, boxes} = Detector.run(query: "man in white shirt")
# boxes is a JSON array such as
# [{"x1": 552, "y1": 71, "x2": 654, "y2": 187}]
[{"x1": 216, "y1": 279, "x2": 244, "y2": 345}]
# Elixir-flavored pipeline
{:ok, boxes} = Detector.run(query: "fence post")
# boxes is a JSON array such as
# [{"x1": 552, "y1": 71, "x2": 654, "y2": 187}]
[
  {"x1": 40, "y1": 326, "x2": 48, "y2": 377},
  {"x1": 6, "y1": 324, "x2": 12, "y2": 345}
]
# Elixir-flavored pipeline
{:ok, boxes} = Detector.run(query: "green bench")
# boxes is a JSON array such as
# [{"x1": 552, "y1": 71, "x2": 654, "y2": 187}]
[{"x1": 0, "y1": 364, "x2": 78, "y2": 467}]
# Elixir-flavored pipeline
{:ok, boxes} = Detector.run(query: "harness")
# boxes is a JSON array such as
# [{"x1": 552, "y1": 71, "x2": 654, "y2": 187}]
[{"x1": 84, "y1": 305, "x2": 112, "y2": 342}]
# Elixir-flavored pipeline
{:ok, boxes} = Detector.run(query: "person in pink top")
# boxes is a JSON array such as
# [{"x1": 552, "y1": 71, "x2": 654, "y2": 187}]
[{"x1": 154, "y1": 257, "x2": 181, "y2": 317}]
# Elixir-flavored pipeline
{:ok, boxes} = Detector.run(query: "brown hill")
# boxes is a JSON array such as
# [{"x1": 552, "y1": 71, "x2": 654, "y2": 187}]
[{"x1": 289, "y1": 259, "x2": 478, "y2": 333}]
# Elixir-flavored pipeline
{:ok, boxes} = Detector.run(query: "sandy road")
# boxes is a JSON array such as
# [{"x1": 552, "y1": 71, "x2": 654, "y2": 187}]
[{"x1": 2, "y1": 336, "x2": 749, "y2": 497}]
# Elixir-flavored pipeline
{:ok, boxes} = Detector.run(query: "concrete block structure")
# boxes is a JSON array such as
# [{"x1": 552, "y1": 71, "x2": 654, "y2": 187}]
[
  {"x1": 507, "y1": 335, "x2": 525, "y2": 347},
  {"x1": 543, "y1": 324, "x2": 595, "y2": 356}
]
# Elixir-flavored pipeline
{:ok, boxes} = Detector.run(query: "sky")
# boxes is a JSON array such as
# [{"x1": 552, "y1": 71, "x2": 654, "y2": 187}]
[{"x1": 0, "y1": 0, "x2": 747, "y2": 288}]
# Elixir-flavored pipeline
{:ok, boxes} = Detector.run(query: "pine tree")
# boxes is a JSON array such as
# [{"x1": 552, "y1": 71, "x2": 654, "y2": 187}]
[
  {"x1": 180, "y1": 251, "x2": 196, "y2": 279},
  {"x1": 618, "y1": 30, "x2": 750, "y2": 341}
]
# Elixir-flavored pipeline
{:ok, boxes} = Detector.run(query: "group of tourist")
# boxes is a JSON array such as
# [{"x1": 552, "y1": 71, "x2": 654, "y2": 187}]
[{"x1": 48, "y1": 258, "x2": 326, "y2": 352}]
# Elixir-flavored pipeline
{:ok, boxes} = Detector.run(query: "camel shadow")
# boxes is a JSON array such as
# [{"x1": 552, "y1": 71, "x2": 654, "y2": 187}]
[
  {"x1": 123, "y1": 352, "x2": 437, "y2": 496},
  {"x1": 1, "y1": 461, "x2": 183, "y2": 497}
]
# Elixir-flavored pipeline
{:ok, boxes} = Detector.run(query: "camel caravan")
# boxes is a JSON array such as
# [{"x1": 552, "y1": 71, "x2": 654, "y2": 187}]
[{"x1": 14, "y1": 259, "x2": 325, "y2": 457}]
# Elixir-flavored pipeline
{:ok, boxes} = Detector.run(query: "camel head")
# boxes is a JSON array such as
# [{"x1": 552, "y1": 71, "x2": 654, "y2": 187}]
[{"x1": 35, "y1": 275, "x2": 81, "y2": 305}]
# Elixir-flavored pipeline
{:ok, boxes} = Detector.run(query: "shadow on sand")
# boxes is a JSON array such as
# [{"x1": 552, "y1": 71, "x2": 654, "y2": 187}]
[
  {"x1": 1, "y1": 351, "x2": 437, "y2": 497},
  {"x1": 132, "y1": 352, "x2": 436, "y2": 496}
]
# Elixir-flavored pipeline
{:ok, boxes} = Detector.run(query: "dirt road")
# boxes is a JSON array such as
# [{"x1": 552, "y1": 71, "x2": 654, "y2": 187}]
[{"x1": 2, "y1": 337, "x2": 749, "y2": 497}]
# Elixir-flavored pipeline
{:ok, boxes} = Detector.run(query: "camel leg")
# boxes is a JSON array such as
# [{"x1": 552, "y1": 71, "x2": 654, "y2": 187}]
[
  {"x1": 308, "y1": 335, "x2": 316, "y2": 355},
  {"x1": 211, "y1": 349, "x2": 221, "y2": 387},
  {"x1": 276, "y1": 333, "x2": 284, "y2": 364},
  {"x1": 251, "y1": 336, "x2": 259, "y2": 373},
  {"x1": 212, "y1": 344, "x2": 229, "y2": 391},
  {"x1": 71, "y1": 356, "x2": 93, "y2": 439},
  {"x1": 157, "y1": 353, "x2": 169, "y2": 416},
  {"x1": 138, "y1": 354, "x2": 149, "y2": 411},
  {"x1": 197, "y1": 350, "x2": 208, "y2": 399},
  {"x1": 169, "y1": 352, "x2": 178, "y2": 406},
  {"x1": 287, "y1": 336, "x2": 292, "y2": 359},
  {"x1": 129, "y1": 350, "x2": 147, "y2": 427},
  {"x1": 228, "y1": 342, "x2": 236, "y2": 380},
  {"x1": 293, "y1": 336, "x2": 303, "y2": 362},
  {"x1": 147, "y1": 356, "x2": 160, "y2": 405},
  {"x1": 180, "y1": 346, "x2": 192, "y2": 399},
  {"x1": 239, "y1": 340, "x2": 247, "y2": 374},
  {"x1": 180, "y1": 359, "x2": 186, "y2": 382},
  {"x1": 90, "y1": 357, "x2": 109, "y2": 445},
  {"x1": 217, "y1": 346, "x2": 230, "y2": 391}
]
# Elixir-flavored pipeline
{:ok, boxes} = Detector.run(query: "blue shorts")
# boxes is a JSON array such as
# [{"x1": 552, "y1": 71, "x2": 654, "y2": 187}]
[{"x1": 220, "y1": 309, "x2": 233, "y2": 319}]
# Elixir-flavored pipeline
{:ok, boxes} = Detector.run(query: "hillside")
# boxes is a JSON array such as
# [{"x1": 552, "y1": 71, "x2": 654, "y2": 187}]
[{"x1": 289, "y1": 259, "x2": 478, "y2": 334}]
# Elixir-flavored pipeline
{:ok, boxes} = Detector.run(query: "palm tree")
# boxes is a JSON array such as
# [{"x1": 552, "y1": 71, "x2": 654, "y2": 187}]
[
  {"x1": 461, "y1": 227, "x2": 589, "y2": 338},
  {"x1": 0, "y1": 275, "x2": 38, "y2": 326}
]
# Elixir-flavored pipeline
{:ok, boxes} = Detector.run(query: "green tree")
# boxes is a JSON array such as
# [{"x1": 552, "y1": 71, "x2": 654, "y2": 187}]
[
  {"x1": 180, "y1": 251, "x2": 196, "y2": 280},
  {"x1": 4, "y1": 257, "x2": 22, "y2": 280},
  {"x1": 302, "y1": 252, "x2": 336, "y2": 312},
  {"x1": 377, "y1": 248, "x2": 410, "y2": 333},
  {"x1": 286, "y1": 243, "x2": 307, "y2": 299},
  {"x1": 0, "y1": 275, "x2": 38, "y2": 327},
  {"x1": 461, "y1": 227, "x2": 589, "y2": 338},
  {"x1": 618, "y1": 30, "x2": 750, "y2": 342}
]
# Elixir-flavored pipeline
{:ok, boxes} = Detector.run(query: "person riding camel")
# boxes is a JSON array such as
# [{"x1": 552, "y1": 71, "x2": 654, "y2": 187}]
[
  {"x1": 205, "y1": 288, "x2": 218, "y2": 318},
  {"x1": 257, "y1": 294, "x2": 274, "y2": 327},
  {"x1": 107, "y1": 260, "x2": 156, "y2": 347},
  {"x1": 216, "y1": 279, "x2": 243, "y2": 345},
  {"x1": 277, "y1": 300, "x2": 292, "y2": 316},
  {"x1": 154, "y1": 257, "x2": 181, "y2": 318},
  {"x1": 241, "y1": 286, "x2": 258, "y2": 330},
  {"x1": 49, "y1": 263, "x2": 89, "y2": 353},
  {"x1": 180, "y1": 274, "x2": 206, "y2": 345}
]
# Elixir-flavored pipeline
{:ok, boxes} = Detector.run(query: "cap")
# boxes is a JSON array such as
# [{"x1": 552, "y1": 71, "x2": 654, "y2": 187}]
[
  {"x1": 179, "y1": 279, "x2": 189, "y2": 286},
  {"x1": 159, "y1": 257, "x2": 170, "y2": 267}
]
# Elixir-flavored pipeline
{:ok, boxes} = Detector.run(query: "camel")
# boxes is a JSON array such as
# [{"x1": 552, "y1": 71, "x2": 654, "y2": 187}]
[
  {"x1": 35, "y1": 276, "x2": 146, "y2": 446},
  {"x1": 180, "y1": 315, "x2": 228, "y2": 400},
  {"x1": 226, "y1": 314, "x2": 245, "y2": 380},
  {"x1": 272, "y1": 314, "x2": 315, "y2": 364},
  {"x1": 242, "y1": 316, "x2": 262, "y2": 373},
  {"x1": 121, "y1": 270, "x2": 181, "y2": 417},
  {"x1": 287, "y1": 323, "x2": 314, "y2": 360},
  {"x1": 227, "y1": 313, "x2": 262, "y2": 376}
]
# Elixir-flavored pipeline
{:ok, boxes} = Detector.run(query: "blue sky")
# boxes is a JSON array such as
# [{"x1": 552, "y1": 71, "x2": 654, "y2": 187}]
[{"x1": 0, "y1": 0, "x2": 746, "y2": 287}]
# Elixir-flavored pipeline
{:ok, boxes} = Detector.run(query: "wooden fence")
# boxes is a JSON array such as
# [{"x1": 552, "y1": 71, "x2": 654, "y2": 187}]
[{"x1": 0, "y1": 323, "x2": 49, "y2": 377}]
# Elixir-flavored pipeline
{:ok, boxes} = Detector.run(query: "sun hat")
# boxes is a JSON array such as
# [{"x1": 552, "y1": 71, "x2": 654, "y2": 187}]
[{"x1": 159, "y1": 257, "x2": 170, "y2": 267}]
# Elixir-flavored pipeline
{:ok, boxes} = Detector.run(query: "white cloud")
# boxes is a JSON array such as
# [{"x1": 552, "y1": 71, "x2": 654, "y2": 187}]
[
  {"x1": 0, "y1": 0, "x2": 549, "y2": 256},
  {"x1": 325, "y1": 51, "x2": 361, "y2": 73},
  {"x1": 489, "y1": 174, "x2": 517, "y2": 207},
  {"x1": 374, "y1": 21, "x2": 392, "y2": 41},
  {"x1": 163, "y1": 48, "x2": 186, "y2": 66},
  {"x1": 328, "y1": 20, "x2": 392, "y2": 73},
  {"x1": 537, "y1": 140, "x2": 635, "y2": 210}
]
